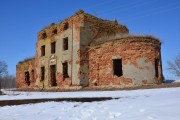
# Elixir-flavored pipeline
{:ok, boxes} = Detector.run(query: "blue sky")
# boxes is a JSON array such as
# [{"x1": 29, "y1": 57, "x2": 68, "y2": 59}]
[{"x1": 0, "y1": 0, "x2": 180, "y2": 79}]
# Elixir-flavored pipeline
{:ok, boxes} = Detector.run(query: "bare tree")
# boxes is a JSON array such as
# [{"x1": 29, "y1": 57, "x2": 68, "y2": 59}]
[
  {"x1": 167, "y1": 54, "x2": 180, "y2": 77},
  {"x1": 0, "y1": 75, "x2": 16, "y2": 89},
  {"x1": 0, "y1": 60, "x2": 8, "y2": 78},
  {"x1": 0, "y1": 60, "x2": 8, "y2": 92}
]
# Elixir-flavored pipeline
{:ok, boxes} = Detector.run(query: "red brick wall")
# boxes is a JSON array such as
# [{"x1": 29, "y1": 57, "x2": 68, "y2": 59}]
[
  {"x1": 88, "y1": 37, "x2": 163, "y2": 87},
  {"x1": 16, "y1": 59, "x2": 36, "y2": 88}
]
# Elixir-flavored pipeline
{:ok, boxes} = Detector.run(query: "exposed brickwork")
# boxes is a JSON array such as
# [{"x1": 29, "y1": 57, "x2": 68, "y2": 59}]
[
  {"x1": 16, "y1": 10, "x2": 163, "y2": 90},
  {"x1": 88, "y1": 36, "x2": 163, "y2": 87},
  {"x1": 56, "y1": 72, "x2": 71, "y2": 87},
  {"x1": 16, "y1": 58, "x2": 35, "y2": 88},
  {"x1": 83, "y1": 13, "x2": 128, "y2": 39}
]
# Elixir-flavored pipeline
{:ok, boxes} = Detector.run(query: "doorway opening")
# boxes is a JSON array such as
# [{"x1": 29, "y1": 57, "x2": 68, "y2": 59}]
[
  {"x1": 50, "y1": 65, "x2": 57, "y2": 86},
  {"x1": 63, "y1": 62, "x2": 69, "y2": 79}
]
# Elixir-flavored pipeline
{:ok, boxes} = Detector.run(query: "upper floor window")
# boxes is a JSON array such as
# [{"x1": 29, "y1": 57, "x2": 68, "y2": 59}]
[
  {"x1": 41, "y1": 45, "x2": 45, "y2": 56},
  {"x1": 52, "y1": 29, "x2": 57, "y2": 35},
  {"x1": 63, "y1": 37, "x2": 68, "y2": 50},
  {"x1": 63, "y1": 23, "x2": 69, "y2": 30},
  {"x1": 51, "y1": 42, "x2": 56, "y2": 54},
  {"x1": 42, "y1": 32, "x2": 47, "y2": 39}
]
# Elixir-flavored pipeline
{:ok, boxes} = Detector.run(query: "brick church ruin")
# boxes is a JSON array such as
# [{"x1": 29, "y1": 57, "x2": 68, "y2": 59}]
[{"x1": 16, "y1": 10, "x2": 163, "y2": 89}]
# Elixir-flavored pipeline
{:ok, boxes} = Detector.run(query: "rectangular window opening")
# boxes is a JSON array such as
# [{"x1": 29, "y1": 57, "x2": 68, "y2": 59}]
[
  {"x1": 51, "y1": 42, "x2": 56, "y2": 54},
  {"x1": 113, "y1": 59, "x2": 123, "y2": 77},
  {"x1": 41, "y1": 67, "x2": 45, "y2": 81},
  {"x1": 52, "y1": 29, "x2": 57, "y2": 35},
  {"x1": 41, "y1": 45, "x2": 45, "y2": 56},
  {"x1": 31, "y1": 70, "x2": 34, "y2": 82},
  {"x1": 63, "y1": 37, "x2": 68, "y2": 50},
  {"x1": 64, "y1": 23, "x2": 69, "y2": 30},
  {"x1": 42, "y1": 33, "x2": 47, "y2": 39},
  {"x1": 63, "y1": 62, "x2": 69, "y2": 78},
  {"x1": 50, "y1": 65, "x2": 57, "y2": 86},
  {"x1": 155, "y1": 59, "x2": 159, "y2": 78},
  {"x1": 25, "y1": 71, "x2": 30, "y2": 86}
]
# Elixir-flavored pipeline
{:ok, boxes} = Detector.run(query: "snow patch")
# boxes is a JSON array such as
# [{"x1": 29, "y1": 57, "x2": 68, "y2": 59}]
[{"x1": 0, "y1": 88, "x2": 180, "y2": 120}]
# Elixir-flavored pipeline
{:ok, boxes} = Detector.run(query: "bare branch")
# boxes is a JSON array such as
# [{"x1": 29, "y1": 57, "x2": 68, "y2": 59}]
[
  {"x1": 167, "y1": 54, "x2": 180, "y2": 77},
  {"x1": 0, "y1": 60, "x2": 8, "y2": 78}
]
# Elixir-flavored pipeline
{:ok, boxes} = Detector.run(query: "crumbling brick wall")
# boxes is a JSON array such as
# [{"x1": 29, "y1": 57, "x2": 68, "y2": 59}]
[
  {"x1": 34, "y1": 10, "x2": 85, "y2": 89},
  {"x1": 88, "y1": 36, "x2": 163, "y2": 87},
  {"x1": 16, "y1": 10, "x2": 163, "y2": 90},
  {"x1": 16, "y1": 58, "x2": 36, "y2": 88}
]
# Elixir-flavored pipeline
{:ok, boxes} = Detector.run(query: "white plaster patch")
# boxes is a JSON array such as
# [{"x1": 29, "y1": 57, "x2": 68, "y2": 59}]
[
  {"x1": 49, "y1": 59, "x2": 56, "y2": 65},
  {"x1": 112, "y1": 55, "x2": 121, "y2": 59},
  {"x1": 123, "y1": 57, "x2": 155, "y2": 84},
  {"x1": 41, "y1": 59, "x2": 45, "y2": 66},
  {"x1": 106, "y1": 68, "x2": 111, "y2": 74}
]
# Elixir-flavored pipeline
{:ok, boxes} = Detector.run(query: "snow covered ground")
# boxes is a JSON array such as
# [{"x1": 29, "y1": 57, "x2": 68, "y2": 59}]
[
  {"x1": 0, "y1": 87, "x2": 180, "y2": 120},
  {"x1": 164, "y1": 79, "x2": 180, "y2": 83},
  {"x1": 174, "y1": 79, "x2": 180, "y2": 82}
]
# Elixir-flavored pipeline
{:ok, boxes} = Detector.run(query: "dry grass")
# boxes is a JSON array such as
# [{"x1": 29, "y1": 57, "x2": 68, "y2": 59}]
[{"x1": 15, "y1": 82, "x2": 180, "y2": 92}]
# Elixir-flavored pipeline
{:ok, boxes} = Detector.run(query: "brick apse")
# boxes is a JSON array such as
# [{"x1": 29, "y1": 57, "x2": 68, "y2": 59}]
[{"x1": 16, "y1": 10, "x2": 163, "y2": 89}]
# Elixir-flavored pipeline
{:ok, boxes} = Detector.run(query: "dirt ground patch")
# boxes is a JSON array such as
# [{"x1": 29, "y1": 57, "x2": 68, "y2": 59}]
[
  {"x1": 15, "y1": 82, "x2": 180, "y2": 92},
  {"x1": 0, "y1": 97, "x2": 114, "y2": 107}
]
